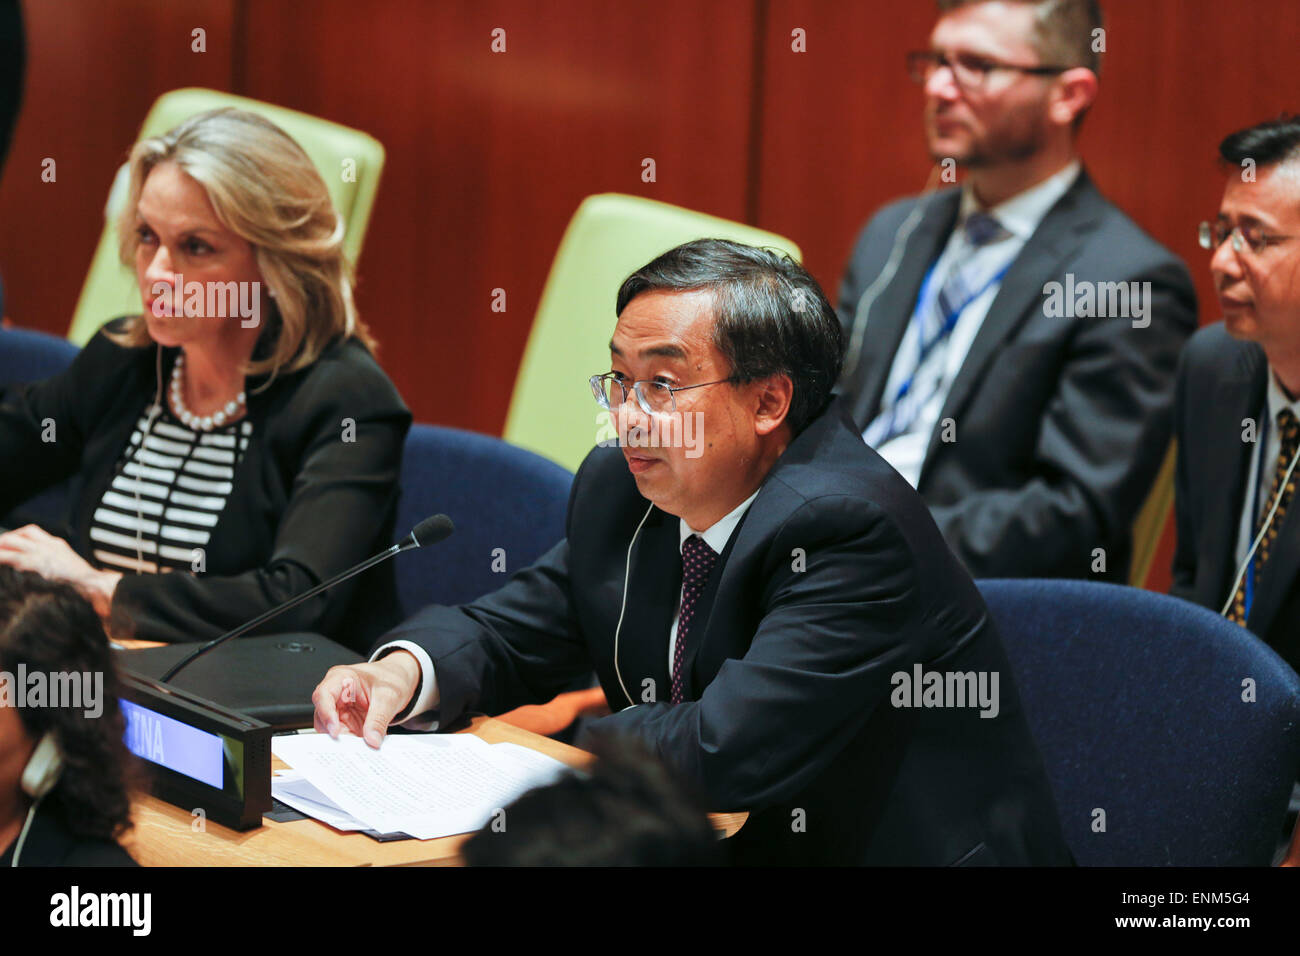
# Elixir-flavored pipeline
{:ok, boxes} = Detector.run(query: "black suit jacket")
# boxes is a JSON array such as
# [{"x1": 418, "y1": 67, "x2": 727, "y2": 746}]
[
  {"x1": 836, "y1": 170, "x2": 1197, "y2": 580},
  {"x1": 0, "y1": 319, "x2": 411, "y2": 649},
  {"x1": 1171, "y1": 322, "x2": 1300, "y2": 666},
  {"x1": 0, "y1": 804, "x2": 137, "y2": 867},
  {"x1": 381, "y1": 398, "x2": 1071, "y2": 865}
]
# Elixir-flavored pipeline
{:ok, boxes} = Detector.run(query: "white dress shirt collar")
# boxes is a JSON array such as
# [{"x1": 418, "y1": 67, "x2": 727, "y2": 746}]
[
  {"x1": 1266, "y1": 365, "x2": 1300, "y2": 426},
  {"x1": 957, "y1": 159, "x2": 1082, "y2": 242},
  {"x1": 679, "y1": 489, "x2": 760, "y2": 556}
]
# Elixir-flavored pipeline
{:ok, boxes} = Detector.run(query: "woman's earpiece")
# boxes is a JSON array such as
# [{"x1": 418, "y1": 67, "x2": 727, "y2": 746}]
[
  {"x1": 20, "y1": 732, "x2": 64, "y2": 800},
  {"x1": 12, "y1": 732, "x2": 63, "y2": 866}
]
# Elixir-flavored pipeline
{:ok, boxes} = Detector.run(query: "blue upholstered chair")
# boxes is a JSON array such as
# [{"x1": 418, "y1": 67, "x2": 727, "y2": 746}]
[
  {"x1": 0, "y1": 325, "x2": 80, "y2": 530},
  {"x1": 0, "y1": 324, "x2": 80, "y2": 386},
  {"x1": 393, "y1": 424, "x2": 573, "y2": 617},
  {"x1": 978, "y1": 578, "x2": 1300, "y2": 866}
]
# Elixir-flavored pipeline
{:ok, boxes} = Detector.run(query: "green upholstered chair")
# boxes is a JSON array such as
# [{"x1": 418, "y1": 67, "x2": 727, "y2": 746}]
[
  {"x1": 503, "y1": 193, "x2": 803, "y2": 472},
  {"x1": 67, "y1": 88, "x2": 384, "y2": 345}
]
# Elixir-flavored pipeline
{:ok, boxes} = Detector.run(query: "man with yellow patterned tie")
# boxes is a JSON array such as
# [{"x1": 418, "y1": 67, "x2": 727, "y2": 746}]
[{"x1": 1171, "y1": 116, "x2": 1300, "y2": 667}]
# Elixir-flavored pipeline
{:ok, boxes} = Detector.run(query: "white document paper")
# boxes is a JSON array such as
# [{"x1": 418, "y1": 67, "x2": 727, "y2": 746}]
[
  {"x1": 271, "y1": 769, "x2": 370, "y2": 832},
  {"x1": 271, "y1": 732, "x2": 572, "y2": 840}
]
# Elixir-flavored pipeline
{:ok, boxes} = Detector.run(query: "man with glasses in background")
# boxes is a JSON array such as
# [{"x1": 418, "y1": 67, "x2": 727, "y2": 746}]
[
  {"x1": 311, "y1": 239, "x2": 1072, "y2": 865},
  {"x1": 836, "y1": 0, "x2": 1196, "y2": 581},
  {"x1": 1173, "y1": 116, "x2": 1300, "y2": 670}
]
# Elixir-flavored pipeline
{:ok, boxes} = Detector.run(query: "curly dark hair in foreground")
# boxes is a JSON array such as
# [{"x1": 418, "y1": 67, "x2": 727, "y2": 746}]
[
  {"x1": 461, "y1": 735, "x2": 725, "y2": 866},
  {"x1": 0, "y1": 566, "x2": 136, "y2": 841}
]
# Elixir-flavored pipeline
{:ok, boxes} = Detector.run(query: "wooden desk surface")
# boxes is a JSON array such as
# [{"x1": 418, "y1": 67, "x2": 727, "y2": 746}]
[{"x1": 124, "y1": 715, "x2": 747, "y2": 866}]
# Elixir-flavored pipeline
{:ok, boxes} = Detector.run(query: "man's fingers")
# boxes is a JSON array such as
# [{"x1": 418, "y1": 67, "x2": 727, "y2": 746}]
[
  {"x1": 311, "y1": 668, "x2": 352, "y2": 738},
  {"x1": 312, "y1": 662, "x2": 413, "y2": 747},
  {"x1": 361, "y1": 682, "x2": 403, "y2": 749},
  {"x1": 338, "y1": 700, "x2": 368, "y2": 739}
]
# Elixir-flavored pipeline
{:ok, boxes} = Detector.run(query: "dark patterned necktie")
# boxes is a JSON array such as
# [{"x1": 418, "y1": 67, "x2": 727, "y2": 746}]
[
  {"x1": 1229, "y1": 407, "x2": 1300, "y2": 625},
  {"x1": 671, "y1": 534, "x2": 718, "y2": 704}
]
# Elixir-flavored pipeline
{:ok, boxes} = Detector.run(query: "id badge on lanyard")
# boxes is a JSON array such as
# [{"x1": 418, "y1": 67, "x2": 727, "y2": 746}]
[{"x1": 887, "y1": 255, "x2": 1014, "y2": 410}]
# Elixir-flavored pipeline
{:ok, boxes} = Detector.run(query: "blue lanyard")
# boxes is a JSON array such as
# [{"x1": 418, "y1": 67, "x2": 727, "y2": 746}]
[
  {"x1": 886, "y1": 256, "x2": 1014, "y2": 409},
  {"x1": 1245, "y1": 410, "x2": 1270, "y2": 620}
]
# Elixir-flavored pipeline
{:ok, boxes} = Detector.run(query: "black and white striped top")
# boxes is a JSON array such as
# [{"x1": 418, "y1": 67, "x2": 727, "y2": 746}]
[{"x1": 89, "y1": 405, "x2": 253, "y2": 574}]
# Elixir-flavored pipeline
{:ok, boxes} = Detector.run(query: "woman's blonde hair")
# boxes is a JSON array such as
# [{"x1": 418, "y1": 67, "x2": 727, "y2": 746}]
[{"x1": 108, "y1": 107, "x2": 376, "y2": 377}]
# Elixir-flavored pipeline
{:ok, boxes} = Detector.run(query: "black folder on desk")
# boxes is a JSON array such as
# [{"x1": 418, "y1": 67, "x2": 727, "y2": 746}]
[{"x1": 117, "y1": 633, "x2": 363, "y2": 731}]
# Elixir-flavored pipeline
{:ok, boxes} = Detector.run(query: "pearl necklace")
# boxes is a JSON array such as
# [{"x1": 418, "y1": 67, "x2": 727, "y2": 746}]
[{"x1": 169, "y1": 353, "x2": 246, "y2": 432}]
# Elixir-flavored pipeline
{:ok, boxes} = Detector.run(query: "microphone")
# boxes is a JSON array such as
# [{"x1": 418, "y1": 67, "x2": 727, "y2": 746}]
[{"x1": 159, "y1": 514, "x2": 455, "y2": 682}]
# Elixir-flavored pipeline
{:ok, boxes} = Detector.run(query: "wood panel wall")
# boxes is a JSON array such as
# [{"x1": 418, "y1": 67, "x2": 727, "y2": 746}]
[{"x1": 3, "y1": 0, "x2": 1297, "y2": 589}]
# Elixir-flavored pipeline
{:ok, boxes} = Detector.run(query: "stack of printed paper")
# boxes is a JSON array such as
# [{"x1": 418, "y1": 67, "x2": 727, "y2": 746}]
[{"x1": 270, "y1": 732, "x2": 571, "y2": 839}]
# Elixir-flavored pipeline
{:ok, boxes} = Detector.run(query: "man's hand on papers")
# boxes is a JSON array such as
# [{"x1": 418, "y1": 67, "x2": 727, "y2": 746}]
[{"x1": 312, "y1": 651, "x2": 422, "y2": 748}]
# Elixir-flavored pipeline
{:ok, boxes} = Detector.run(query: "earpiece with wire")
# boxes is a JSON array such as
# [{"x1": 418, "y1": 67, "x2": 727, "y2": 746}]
[
  {"x1": 612, "y1": 501, "x2": 655, "y2": 708},
  {"x1": 12, "y1": 731, "x2": 63, "y2": 867},
  {"x1": 1220, "y1": 438, "x2": 1300, "y2": 618},
  {"x1": 841, "y1": 163, "x2": 947, "y2": 383},
  {"x1": 129, "y1": 345, "x2": 166, "y2": 573}
]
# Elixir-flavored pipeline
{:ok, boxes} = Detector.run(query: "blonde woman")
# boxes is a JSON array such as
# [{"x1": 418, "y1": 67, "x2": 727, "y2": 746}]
[{"x1": 0, "y1": 108, "x2": 410, "y2": 649}]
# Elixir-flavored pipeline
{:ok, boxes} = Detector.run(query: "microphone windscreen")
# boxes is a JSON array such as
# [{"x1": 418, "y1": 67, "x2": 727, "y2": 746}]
[{"x1": 410, "y1": 514, "x2": 455, "y2": 548}]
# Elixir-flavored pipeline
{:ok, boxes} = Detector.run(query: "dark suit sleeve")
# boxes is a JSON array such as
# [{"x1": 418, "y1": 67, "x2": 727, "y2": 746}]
[
  {"x1": 578, "y1": 495, "x2": 943, "y2": 812},
  {"x1": 112, "y1": 356, "x2": 410, "y2": 641},
  {"x1": 928, "y1": 258, "x2": 1197, "y2": 578},
  {"x1": 368, "y1": 451, "x2": 594, "y2": 720},
  {"x1": 374, "y1": 538, "x2": 591, "y2": 721}
]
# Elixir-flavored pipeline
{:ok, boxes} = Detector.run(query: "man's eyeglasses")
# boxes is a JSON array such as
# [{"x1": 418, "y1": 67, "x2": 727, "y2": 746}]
[
  {"x1": 906, "y1": 50, "x2": 1070, "y2": 89},
  {"x1": 590, "y1": 373, "x2": 734, "y2": 416},
  {"x1": 1198, "y1": 220, "x2": 1300, "y2": 255}
]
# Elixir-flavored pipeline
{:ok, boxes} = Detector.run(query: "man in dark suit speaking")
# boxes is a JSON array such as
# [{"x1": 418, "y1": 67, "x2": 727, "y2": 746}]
[
  {"x1": 312, "y1": 240, "x2": 1070, "y2": 865},
  {"x1": 1172, "y1": 117, "x2": 1300, "y2": 669},
  {"x1": 836, "y1": 0, "x2": 1196, "y2": 581}
]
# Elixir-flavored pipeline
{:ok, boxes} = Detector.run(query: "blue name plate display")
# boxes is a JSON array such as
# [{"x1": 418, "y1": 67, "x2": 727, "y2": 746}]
[
  {"x1": 121, "y1": 699, "x2": 225, "y2": 789},
  {"x1": 119, "y1": 673, "x2": 272, "y2": 831}
]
